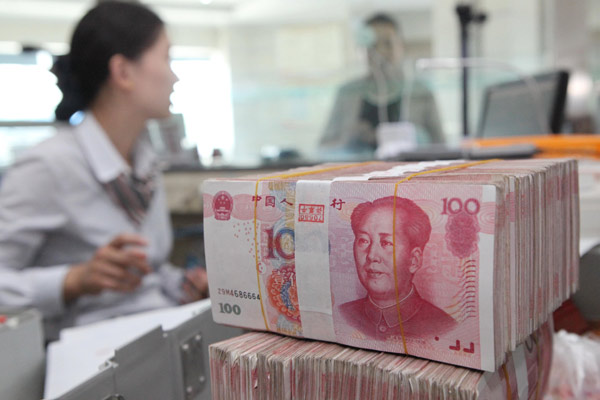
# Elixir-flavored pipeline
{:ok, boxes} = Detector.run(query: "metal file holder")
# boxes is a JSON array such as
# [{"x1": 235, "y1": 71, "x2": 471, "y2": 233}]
[
  {"x1": 56, "y1": 368, "x2": 117, "y2": 400},
  {"x1": 52, "y1": 306, "x2": 243, "y2": 400},
  {"x1": 0, "y1": 308, "x2": 45, "y2": 400},
  {"x1": 168, "y1": 306, "x2": 214, "y2": 400},
  {"x1": 112, "y1": 327, "x2": 174, "y2": 399}
]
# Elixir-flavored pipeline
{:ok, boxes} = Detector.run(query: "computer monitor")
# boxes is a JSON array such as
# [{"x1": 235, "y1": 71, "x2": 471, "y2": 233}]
[{"x1": 477, "y1": 70, "x2": 569, "y2": 138}]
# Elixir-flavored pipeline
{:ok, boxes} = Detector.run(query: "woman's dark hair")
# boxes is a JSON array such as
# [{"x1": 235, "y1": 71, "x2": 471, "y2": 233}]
[{"x1": 53, "y1": 1, "x2": 164, "y2": 121}]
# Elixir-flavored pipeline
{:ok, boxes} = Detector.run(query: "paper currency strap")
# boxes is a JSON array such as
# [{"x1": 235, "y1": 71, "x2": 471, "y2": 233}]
[
  {"x1": 498, "y1": 333, "x2": 540, "y2": 400},
  {"x1": 534, "y1": 335, "x2": 541, "y2": 400},
  {"x1": 252, "y1": 161, "x2": 380, "y2": 331},
  {"x1": 392, "y1": 158, "x2": 500, "y2": 354},
  {"x1": 501, "y1": 364, "x2": 511, "y2": 400}
]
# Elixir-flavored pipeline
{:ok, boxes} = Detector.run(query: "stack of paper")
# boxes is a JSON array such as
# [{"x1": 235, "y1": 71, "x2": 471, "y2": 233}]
[{"x1": 209, "y1": 322, "x2": 553, "y2": 399}]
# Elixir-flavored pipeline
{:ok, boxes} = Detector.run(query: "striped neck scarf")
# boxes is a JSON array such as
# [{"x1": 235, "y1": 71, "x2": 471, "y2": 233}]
[{"x1": 104, "y1": 171, "x2": 157, "y2": 226}]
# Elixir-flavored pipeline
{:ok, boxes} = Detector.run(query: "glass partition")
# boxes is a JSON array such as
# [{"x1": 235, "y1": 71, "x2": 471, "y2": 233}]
[{"x1": 1, "y1": 0, "x2": 598, "y2": 169}]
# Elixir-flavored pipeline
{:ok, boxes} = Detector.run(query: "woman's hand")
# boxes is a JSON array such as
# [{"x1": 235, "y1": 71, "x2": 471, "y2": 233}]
[
  {"x1": 63, "y1": 233, "x2": 151, "y2": 303},
  {"x1": 181, "y1": 267, "x2": 209, "y2": 303}
]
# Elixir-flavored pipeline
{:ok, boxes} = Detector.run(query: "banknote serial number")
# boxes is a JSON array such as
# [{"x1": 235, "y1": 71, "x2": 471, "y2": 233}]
[{"x1": 217, "y1": 288, "x2": 261, "y2": 300}]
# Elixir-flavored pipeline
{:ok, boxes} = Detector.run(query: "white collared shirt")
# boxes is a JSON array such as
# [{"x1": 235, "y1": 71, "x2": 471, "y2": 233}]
[{"x1": 0, "y1": 114, "x2": 183, "y2": 340}]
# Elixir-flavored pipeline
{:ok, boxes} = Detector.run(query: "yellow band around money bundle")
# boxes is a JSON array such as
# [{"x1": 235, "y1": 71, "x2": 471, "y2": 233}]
[
  {"x1": 501, "y1": 364, "x2": 511, "y2": 400},
  {"x1": 534, "y1": 335, "x2": 541, "y2": 400},
  {"x1": 253, "y1": 162, "x2": 380, "y2": 331},
  {"x1": 392, "y1": 159, "x2": 500, "y2": 354}
]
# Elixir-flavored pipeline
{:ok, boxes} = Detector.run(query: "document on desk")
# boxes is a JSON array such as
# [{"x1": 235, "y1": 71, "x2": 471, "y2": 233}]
[{"x1": 44, "y1": 299, "x2": 211, "y2": 399}]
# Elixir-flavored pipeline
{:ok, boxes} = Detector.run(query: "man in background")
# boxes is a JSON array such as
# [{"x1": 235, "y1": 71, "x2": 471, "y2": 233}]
[{"x1": 321, "y1": 13, "x2": 444, "y2": 153}]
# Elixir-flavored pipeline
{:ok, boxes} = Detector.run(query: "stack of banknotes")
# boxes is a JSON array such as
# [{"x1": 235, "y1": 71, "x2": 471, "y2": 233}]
[
  {"x1": 203, "y1": 159, "x2": 578, "y2": 371},
  {"x1": 209, "y1": 322, "x2": 553, "y2": 400}
]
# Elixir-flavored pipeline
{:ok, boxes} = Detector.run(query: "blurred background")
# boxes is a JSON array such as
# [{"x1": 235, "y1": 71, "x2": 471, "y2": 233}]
[{"x1": 1, "y1": 0, "x2": 600, "y2": 169}]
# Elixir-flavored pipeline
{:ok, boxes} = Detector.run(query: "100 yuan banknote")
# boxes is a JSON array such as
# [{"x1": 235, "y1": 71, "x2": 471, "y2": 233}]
[
  {"x1": 325, "y1": 181, "x2": 501, "y2": 370},
  {"x1": 203, "y1": 178, "x2": 502, "y2": 370}
]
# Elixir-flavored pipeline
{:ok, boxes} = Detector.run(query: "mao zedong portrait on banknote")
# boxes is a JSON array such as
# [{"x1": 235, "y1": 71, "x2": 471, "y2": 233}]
[{"x1": 339, "y1": 196, "x2": 457, "y2": 340}]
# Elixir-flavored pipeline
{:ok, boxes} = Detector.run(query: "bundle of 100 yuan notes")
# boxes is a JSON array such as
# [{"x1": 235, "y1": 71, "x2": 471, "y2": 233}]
[
  {"x1": 209, "y1": 322, "x2": 553, "y2": 400},
  {"x1": 203, "y1": 159, "x2": 578, "y2": 371}
]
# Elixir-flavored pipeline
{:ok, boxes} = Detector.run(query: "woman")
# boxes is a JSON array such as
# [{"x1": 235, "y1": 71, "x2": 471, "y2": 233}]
[{"x1": 0, "y1": 1, "x2": 207, "y2": 340}]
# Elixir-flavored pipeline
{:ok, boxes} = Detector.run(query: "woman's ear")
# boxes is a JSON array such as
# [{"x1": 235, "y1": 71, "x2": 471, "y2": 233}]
[
  {"x1": 408, "y1": 247, "x2": 422, "y2": 274},
  {"x1": 107, "y1": 54, "x2": 134, "y2": 91}
]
